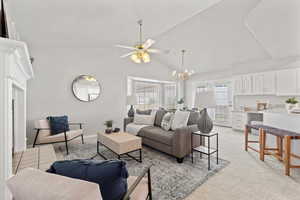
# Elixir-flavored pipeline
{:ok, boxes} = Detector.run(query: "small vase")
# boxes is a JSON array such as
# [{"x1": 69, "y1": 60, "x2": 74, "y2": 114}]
[
  {"x1": 286, "y1": 103, "x2": 297, "y2": 111},
  {"x1": 105, "y1": 127, "x2": 112, "y2": 134}
]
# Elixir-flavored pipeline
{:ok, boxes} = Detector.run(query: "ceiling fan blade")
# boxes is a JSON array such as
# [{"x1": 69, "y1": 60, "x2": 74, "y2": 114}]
[
  {"x1": 143, "y1": 39, "x2": 155, "y2": 49},
  {"x1": 147, "y1": 49, "x2": 170, "y2": 54},
  {"x1": 115, "y1": 45, "x2": 138, "y2": 50},
  {"x1": 120, "y1": 51, "x2": 135, "y2": 58}
]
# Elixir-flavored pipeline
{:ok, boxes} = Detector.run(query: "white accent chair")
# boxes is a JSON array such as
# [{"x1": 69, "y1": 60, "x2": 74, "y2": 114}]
[
  {"x1": 33, "y1": 119, "x2": 84, "y2": 154},
  {"x1": 7, "y1": 166, "x2": 153, "y2": 200}
]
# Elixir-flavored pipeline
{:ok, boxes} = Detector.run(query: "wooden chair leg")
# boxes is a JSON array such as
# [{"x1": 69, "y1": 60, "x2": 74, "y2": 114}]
[
  {"x1": 259, "y1": 128, "x2": 266, "y2": 161},
  {"x1": 284, "y1": 136, "x2": 291, "y2": 176},
  {"x1": 245, "y1": 126, "x2": 249, "y2": 151},
  {"x1": 276, "y1": 136, "x2": 283, "y2": 159}
]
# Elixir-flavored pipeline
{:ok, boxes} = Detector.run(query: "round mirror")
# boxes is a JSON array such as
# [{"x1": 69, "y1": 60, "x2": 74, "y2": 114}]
[{"x1": 72, "y1": 75, "x2": 101, "y2": 102}]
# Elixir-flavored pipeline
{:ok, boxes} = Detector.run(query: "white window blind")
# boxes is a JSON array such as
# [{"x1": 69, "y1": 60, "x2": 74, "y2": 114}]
[
  {"x1": 127, "y1": 77, "x2": 177, "y2": 110},
  {"x1": 164, "y1": 84, "x2": 177, "y2": 109},
  {"x1": 135, "y1": 81, "x2": 161, "y2": 110}
]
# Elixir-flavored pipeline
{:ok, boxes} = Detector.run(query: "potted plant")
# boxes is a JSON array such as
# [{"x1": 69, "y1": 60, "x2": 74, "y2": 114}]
[
  {"x1": 285, "y1": 97, "x2": 298, "y2": 111},
  {"x1": 104, "y1": 120, "x2": 113, "y2": 133}
]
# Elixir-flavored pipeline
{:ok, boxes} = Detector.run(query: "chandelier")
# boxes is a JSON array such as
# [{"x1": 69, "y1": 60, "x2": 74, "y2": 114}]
[{"x1": 172, "y1": 50, "x2": 195, "y2": 80}]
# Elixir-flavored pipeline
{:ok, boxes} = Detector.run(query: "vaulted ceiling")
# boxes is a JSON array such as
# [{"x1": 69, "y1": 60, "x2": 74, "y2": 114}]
[{"x1": 9, "y1": 0, "x2": 300, "y2": 74}]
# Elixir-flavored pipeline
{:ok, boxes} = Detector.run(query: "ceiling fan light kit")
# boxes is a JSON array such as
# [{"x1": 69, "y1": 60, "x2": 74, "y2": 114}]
[
  {"x1": 116, "y1": 20, "x2": 164, "y2": 64},
  {"x1": 172, "y1": 50, "x2": 195, "y2": 81},
  {"x1": 130, "y1": 50, "x2": 150, "y2": 63}
]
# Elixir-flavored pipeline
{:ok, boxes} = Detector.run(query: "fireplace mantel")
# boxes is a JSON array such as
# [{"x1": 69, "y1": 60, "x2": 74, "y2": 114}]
[{"x1": 0, "y1": 37, "x2": 34, "y2": 200}]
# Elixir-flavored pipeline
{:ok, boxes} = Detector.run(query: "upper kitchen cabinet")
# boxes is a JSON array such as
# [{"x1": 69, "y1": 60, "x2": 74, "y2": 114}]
[
  {"x1": 234, "y1": 75, "x2": 252, "y2": 95},
  {"x1": 242, "y1": 75, "x2": 252, "y2": 95},
  {"x1": 263, "y1": 71, "x2": 276, "y2": 95},
  {"x1": 234, "y1": 76, "x2": 243, "y2": 95},
  {"x1": 276, "y1": 69, "x2": 298, "y2": 96},
  {"x1": 252, "y1": 73, "x2": 264, "y2": 95}
]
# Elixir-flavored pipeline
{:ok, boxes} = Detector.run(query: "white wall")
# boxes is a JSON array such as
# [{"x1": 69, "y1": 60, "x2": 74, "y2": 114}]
[{"x1": 26, "y1": 47, "x2": 173, "y2": 143}]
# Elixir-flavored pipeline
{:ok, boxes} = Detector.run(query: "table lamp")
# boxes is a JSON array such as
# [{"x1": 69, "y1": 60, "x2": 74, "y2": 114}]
[
  {"x1": 126, "y1": 95, "x2": 137, "y2": 117},
  {"x1": 194, "y1": 91, "x2": 216, "y2": 133}
]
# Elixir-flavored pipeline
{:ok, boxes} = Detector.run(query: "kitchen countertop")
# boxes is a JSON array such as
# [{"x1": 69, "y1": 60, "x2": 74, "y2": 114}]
[{"x1": 232, "y1": 109, "x2": 300, "y2": 116}]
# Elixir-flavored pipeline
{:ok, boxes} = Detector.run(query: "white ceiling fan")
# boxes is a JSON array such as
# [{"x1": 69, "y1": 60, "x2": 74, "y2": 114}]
[{"x1": 115, "y1": 20, "x2": 168, "y2": 63}]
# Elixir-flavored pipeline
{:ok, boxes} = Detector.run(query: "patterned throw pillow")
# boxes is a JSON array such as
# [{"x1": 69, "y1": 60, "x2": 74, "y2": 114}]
[{"x1": 161, "y1": 112, "x2": 174, "y2": 131}]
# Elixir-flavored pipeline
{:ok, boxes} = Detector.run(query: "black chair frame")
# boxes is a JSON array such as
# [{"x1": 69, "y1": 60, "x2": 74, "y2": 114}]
[
  {"x1": 122, "y1": 165, "x2": 153, "y2": 200},
  {"x1": 33, "y1": 122, "x2": 84, "y2": 155}
]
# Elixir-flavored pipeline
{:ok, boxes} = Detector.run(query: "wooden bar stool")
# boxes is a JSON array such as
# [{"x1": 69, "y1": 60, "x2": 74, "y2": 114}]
[
  {"x1": 259, "y1": 128, "x2": 283, "y2": 162},
  {"x1": 244, "y1": 124, "x2": 261, "y2": 153},
  {"x1": 284, "y1": 135, "x2": 300, "y2": 176},
  {"x1": 245, "y1": 124, "x2": 300, "y2": 176},
  {"x1": 259, "y1": 127, "x2": 300, "y2": 176}
]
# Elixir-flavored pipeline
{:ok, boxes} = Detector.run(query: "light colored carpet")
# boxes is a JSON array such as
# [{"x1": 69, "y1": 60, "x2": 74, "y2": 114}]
[
  {"x1": 186, "y1": 126, "x2": 300, "y2": 200},
  {"x1": 54, "y1": 139, "x2": 229, "y2": 200}
]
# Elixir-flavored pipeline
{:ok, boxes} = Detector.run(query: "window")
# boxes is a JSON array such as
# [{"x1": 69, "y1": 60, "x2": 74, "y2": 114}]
[
  {"x1": 164, "y1": 84, "x2": 177, "y2": 109},
  {"x1": 127, "y1": 77, "x2": 177, "y2": 110},
  {"x1": 195, "y1": 80, "x2": 233, "y2": 127},
  {"x1": 135, "y1": 81, "x2": 161, "y2": 110}
]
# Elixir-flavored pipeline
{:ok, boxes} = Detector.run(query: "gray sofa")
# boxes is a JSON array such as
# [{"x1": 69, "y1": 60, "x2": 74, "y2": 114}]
[{"x1": 124, "y1": 110, "x2": 202, "y2": 163}]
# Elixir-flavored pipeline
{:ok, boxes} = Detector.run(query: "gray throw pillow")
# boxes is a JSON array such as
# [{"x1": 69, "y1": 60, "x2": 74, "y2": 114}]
[
  {"x1": 154, "y1": 109, "x2": 167, "y2": 127},
  {"x1": 136, "y1": 109, "x2": 152, "y2": 115},
  {"x1": 161, "y1": 112, "x2": 174, "y2": 131}
]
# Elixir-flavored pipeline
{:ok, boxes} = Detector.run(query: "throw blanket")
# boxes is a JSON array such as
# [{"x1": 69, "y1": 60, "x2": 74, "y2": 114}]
[{"x1": 126, "y1": 123, "x2": 150, "y2": 135}]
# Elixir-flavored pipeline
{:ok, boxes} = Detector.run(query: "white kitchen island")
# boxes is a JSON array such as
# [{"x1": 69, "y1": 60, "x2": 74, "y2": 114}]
[{"x1": 263, "y1": 112, "x2": 300, "y2": 167}]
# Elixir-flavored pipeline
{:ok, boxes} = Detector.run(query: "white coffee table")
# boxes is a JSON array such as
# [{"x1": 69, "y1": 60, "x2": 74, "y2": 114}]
[{"x1": 92, "y1": 132, "x2": 142, "y2": 163}]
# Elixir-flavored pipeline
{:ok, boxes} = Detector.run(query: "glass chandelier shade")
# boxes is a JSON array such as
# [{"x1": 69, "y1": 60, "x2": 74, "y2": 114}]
[{"x1": 172, "y1": 50, "x2": 195, "y2": 80}]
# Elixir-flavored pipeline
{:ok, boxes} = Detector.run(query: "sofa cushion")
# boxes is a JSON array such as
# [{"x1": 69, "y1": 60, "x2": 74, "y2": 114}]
[
  {"x1": 139, "y1": 126, "x2": 173, "y2": 146},
  {"x1": 6, "y1": 168, "x2": 102, "y2": 200},
  {"x1": 37, "y1": 129, "x2": 83, "y2": 144},
  {"x1": 154, "y1": 109, "x2": 167, "y2": 127},
  {"x1": 126, "y1": 123, "x2": 150, "y2": 136},
  {"x1": 134, "y1": 114, "x2": 155, "y2": 125},
  {"x1": 47, "y1": 159, "x2": 128, "y2": 200},
  {"x1": 47, "y1": 116, "x2": 70, "y2": 135},
  {"x1": 136, "y1": 109, "x2": 152, "y2": 115},
  {"x1": 187, "y1": 111, "x2": 200, "y2": 125}
]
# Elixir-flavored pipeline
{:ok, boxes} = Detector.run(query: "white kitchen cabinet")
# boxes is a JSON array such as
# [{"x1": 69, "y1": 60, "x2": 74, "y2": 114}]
[
  {"x1": 234, "y1": 77, "x2": 243, "y2": 95},
  {"x1": 232, "y1": 111, "x2": 247, "y2": 131},
  {"x1": 252, "y1": 73, "x2": 264, "y2": 95},
  {"x1": 263, "y1": 71, "x2": 276, "y2": 95},
  {"x1": 277, "y1": 69, "x2": 298, "y2": 96},
  {"x1": 242, "y1": 75, "x2": 252, "y2": 95}
]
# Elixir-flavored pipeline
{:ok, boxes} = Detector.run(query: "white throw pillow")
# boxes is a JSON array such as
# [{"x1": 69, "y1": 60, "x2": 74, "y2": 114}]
[
  {"x1": 161, "y1": 112, "x2": 174, "y2": 131},
  {"x1": 134, "y1": 113, "x2": 155, "y2": 125},
  {"x1": 171, "y1": 110, "x2": 190, "y2": 130}
]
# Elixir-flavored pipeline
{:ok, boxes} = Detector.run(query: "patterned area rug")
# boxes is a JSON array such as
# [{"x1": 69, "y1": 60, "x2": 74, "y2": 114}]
[{"x1": 54, "y1": 142, "x2": 229, "y2": 200}]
